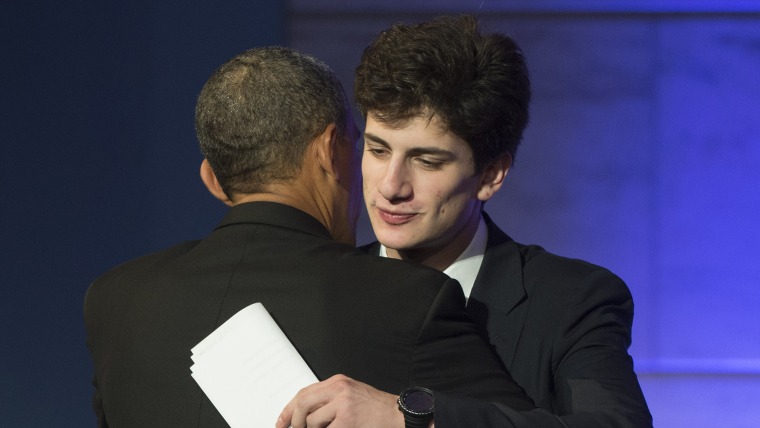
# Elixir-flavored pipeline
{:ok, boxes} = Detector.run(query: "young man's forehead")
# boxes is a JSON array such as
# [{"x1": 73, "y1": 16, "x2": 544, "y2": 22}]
[
  {"x1": 367, "y1": 108, "x2": 446, "y2": 130},
  {"x1": 365, "y1": 114, "x2": 444, "y2": 135}
]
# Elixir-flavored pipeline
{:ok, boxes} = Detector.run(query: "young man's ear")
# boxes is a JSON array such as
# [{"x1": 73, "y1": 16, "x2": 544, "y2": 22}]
[
  {"x1": 312, "y1": 123, "x2": 341, "y2": 181},
  {"x1": 200, "y1": 159, "x2": 233, "y2": 206},
  {"x1": 477, "y1": 152, "x2": 512, "y2": 202}
]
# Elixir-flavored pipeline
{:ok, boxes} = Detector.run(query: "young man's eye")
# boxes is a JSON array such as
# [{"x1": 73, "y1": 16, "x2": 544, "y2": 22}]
[
  {"x1": 366, "y1": 147, "x2": 388, "y2": 157},
  {"x1": 416, "y1": 158, "x2": 443, "y2": 169}
]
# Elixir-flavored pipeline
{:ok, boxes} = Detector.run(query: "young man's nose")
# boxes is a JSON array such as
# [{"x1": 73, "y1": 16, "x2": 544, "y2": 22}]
[{"x1": 378, "y1": 162, "x2": 412, "y2": 201}]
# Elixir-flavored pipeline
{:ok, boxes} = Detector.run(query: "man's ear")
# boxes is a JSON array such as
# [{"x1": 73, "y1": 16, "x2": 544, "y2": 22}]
[
  {"x1": 312, "y1": 123, "x2": 341, "y2": 181},
  {"x1": 200, "y1": 159, "x2": 233, "y2": 206},
  {"x1": 476, "y1": 152, "x2": 512, "y2": 202}
]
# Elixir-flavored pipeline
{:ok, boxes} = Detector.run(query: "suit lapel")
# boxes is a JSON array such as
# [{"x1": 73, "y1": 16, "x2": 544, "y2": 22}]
[{"x1": 467, "y1": 213, "x2": 528, "y2": 368}]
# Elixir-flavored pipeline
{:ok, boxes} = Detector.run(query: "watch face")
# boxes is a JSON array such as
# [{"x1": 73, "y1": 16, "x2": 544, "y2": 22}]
[{"x1": 403, "y1": 389, "x2": 434, "y2": 414}]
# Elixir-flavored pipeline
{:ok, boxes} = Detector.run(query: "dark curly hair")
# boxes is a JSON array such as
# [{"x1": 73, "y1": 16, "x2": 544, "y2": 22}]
[{"x1": 355, "y1": 15, "x2": 531, "y2": 173}]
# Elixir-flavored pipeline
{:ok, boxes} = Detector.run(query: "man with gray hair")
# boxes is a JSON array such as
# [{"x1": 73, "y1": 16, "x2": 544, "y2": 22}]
[{"x1": 279, "y1": 15, "x2": 652, "y2": 428}]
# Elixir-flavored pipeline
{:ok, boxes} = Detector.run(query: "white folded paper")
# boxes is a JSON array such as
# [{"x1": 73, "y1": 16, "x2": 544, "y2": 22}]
[{"x1": 190, "y1": 302, "x2": 318, "y2": 427}]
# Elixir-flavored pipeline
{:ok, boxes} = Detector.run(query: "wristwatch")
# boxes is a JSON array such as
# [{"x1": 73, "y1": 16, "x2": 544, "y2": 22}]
[{"x1": 397, "y1": 386, "x2": 434, "y2": 428}]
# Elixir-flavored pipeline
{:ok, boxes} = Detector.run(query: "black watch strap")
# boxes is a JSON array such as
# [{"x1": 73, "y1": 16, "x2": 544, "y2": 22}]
[{"x1": 400, "y1": 413, "x2": 432, "y2": 428}]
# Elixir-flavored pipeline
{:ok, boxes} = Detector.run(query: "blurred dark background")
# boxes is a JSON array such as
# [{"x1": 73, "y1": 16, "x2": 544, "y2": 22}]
[{"x1": 2, "y1": 1, "x2": 758, "y2": 426}]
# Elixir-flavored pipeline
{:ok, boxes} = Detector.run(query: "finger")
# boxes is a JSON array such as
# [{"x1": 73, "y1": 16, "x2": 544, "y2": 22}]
[
  {"x1": 277, "y1": 381, "x2": 326, "y2": 428},
  {"x1": 275, "y1": 411, "x2": 290, "y2": 428},
  {"x1": 284, "y1": 377, "x2": 348, "y2": 428},
  {"x1": 303, "y1": 400, "x2": 338, "y2": 428},
  {"x1": 276, "y1": 396, "x2": 297, "y2": 428},
  {"x1": 276, "y1": 375, "x2": 357, "y2": 428}
]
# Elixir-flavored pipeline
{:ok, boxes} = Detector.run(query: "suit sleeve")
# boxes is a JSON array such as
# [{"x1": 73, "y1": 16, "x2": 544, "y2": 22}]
[
  {"x1": 434, "y1": 270, "x2": 652, "y2": 428},
  {"x1": 409, "y1": 278, "x2": 534, "y2": 412}
]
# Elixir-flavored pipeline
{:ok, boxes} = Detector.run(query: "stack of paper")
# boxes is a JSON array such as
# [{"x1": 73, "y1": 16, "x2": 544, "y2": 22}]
[{"x1": 190, "y1": 302, "x2": 319, "y2": 427}]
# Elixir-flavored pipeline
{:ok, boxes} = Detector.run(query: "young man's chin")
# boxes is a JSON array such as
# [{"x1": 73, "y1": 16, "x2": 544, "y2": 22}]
[{"x1": 374, "y1": 227, "x2": 417, "y2": 252}]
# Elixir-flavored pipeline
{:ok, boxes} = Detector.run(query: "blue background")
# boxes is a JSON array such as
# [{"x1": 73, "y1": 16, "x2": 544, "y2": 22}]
[{"x1": 2, "y1": 1, "x2": 758, "y2": 426}]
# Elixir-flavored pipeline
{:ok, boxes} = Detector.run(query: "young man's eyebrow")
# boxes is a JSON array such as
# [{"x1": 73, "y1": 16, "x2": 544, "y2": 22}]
[
  {"x1": 364, "y1": 132, "x2": 389, "y2": 146},
  {"x1": 364, "y1": 133, "x2": 456, "y2": 157}
]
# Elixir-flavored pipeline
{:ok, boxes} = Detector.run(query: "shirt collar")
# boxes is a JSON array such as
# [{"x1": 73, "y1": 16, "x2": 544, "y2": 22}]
[{"x1": 379, "y1": 215, "x2": 488, "y2": 300}]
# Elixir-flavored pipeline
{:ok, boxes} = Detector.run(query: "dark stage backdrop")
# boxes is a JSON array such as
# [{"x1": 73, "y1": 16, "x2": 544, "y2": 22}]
[{"x1": 1, "y1": 1, "x2": 283, "y2": 425}]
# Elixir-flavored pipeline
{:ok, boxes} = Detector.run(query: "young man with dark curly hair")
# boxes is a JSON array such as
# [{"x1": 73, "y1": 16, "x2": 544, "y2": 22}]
[{"x1": 279, "y1": 15, "x2": 652, "y2": 428}]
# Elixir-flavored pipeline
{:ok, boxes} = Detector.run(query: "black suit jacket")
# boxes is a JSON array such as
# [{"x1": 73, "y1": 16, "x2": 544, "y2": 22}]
[
  {"x1": 365, "y1": 212, "x2": 652, "y2": 427},
  {"x1": 84, "y1": 203, "x2": 533, "y2": 427}
]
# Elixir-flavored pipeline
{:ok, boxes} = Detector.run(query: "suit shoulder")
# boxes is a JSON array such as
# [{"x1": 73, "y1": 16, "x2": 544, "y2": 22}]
[
  {"x1": 84, "y1": 240, "x2": 201, "y2": 329},
  {"x1": 352, "y1": 246, "x2": 451, "y2": 284},
  {"x1": 88, "y1": 241, "x2": 200, "y2": 292},
  {"x1": 356, "y1": 241, "x2": 446, "y2": 279},
  {"x1": 518, "y1": 243, "x2": 613, "y2": 276},
  {"x1": 516, "y1": 242, "x2": 631, "y2": 299}
]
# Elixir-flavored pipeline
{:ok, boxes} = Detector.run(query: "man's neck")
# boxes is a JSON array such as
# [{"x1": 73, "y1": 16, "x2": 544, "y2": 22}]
[
  {"x1": 233, "y1": 190, "x2": 311, "y2": 215},
  {"x1": 232, "y1": 182, "x2": 354, "y2": 246}
]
